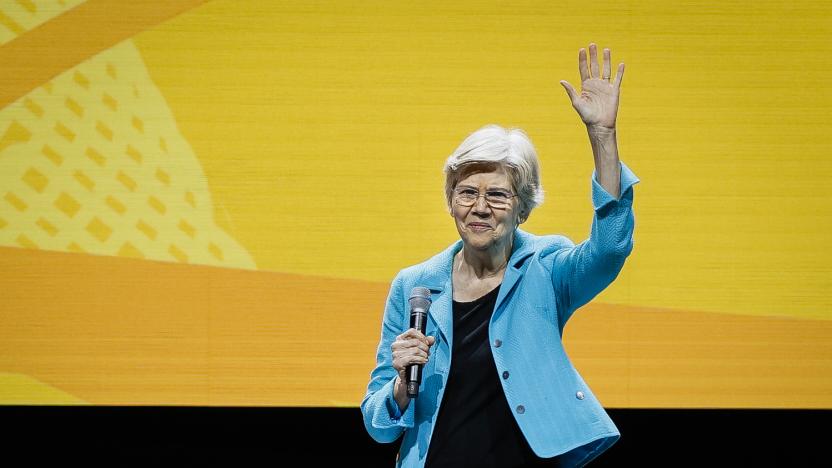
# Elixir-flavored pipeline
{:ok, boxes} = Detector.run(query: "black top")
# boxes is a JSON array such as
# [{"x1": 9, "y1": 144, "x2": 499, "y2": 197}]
[{"x1": 424, "y1": 284, "x2": 560, "y2": 468}]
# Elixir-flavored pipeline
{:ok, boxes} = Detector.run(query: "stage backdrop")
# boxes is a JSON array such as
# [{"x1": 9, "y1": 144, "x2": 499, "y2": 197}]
[{"x1": 1, "y1": 0, "x2": 830, "y2": 408}]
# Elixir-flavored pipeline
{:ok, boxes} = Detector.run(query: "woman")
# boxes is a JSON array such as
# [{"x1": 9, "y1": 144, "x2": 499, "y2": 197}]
[{"x1": 361, "y1": 43, "x2": 638, "y2": 467}]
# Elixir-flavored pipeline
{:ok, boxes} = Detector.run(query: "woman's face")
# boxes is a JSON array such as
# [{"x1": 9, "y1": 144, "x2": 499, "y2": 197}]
[{"x1": 451, "y1": 165, "x2": 521, "y2": 252}]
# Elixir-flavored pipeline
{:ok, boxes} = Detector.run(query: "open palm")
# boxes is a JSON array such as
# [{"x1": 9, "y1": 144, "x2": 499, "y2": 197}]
[{"x1": 560, "y1": 43, "x2": 625, "y2": 129}]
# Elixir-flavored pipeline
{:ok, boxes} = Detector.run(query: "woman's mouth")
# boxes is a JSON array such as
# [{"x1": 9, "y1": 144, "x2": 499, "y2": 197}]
[{"x1": 467, "y1": 223, "x2": 492, "y2": 232}]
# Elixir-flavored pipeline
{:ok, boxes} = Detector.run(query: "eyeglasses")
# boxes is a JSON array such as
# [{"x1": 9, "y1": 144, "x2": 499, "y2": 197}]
[{"x1": 453, "y1": 186, "x2": 517, "y2": 209}]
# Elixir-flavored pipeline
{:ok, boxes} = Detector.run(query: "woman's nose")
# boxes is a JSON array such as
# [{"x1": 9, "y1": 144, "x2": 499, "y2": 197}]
[{"x1": 472, "y1": 195, "x2": 490, "y2": 213}]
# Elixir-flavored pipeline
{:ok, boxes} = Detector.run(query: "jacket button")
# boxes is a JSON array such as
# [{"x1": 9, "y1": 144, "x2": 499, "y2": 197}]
[
  {"x1": 494, "y1": 339, "x2": 502, "y2": 348},
  {"x1": 516, "y1": 405, "x2": 525, "y2": 414},
  {"x1": 502, "y1": 371, "x2": 509, "y2": 380},
  {"x1": 576, "y1": 391, "x2": 585, "y2": 400}
]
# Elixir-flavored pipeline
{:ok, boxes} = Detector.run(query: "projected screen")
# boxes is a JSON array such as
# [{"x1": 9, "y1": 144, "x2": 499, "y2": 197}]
[{"x1": 1, "y1": 0, "x2": 830, "y2": 408}]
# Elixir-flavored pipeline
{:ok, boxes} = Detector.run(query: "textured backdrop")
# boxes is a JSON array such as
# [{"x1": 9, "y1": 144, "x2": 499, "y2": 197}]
[{"x1": 1, "y1": 0, "x2": 830, "y2": 408}]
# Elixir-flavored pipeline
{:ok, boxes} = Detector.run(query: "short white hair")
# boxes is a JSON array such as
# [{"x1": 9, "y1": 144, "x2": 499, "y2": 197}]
[{"x1": 443, "y1": 124, "x2": 544, "y2": 218}]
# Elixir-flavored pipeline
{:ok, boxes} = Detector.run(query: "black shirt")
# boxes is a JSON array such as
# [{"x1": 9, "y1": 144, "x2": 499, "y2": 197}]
[{"x1": 424, "y1": 284, "x2": 560, "y2": 468}]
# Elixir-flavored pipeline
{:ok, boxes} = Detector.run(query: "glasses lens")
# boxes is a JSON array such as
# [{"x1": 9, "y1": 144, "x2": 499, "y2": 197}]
[
  {"x1": 485, "y1": 190, "x2": 511, "y2": 208},
  {"x1": 454, "y1": 189, "x2": 477, "y2": 206},
  {"x1": 454, "y1": 188, "x2": 513, "y2": 208}
]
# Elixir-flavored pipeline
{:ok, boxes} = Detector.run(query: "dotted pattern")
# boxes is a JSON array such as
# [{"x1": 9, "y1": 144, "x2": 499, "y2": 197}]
[
  {"x1": 0, "y1": 0, "x2": 86, "y2": 46},
  {"x1": 0, "y1": 33, "x2": 255, "y2": 269}
]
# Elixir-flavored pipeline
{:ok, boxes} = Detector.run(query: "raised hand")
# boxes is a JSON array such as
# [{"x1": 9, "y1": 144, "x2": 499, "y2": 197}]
[{"x1": 559, "y1": 43, "x2": 625, "y2": 130}]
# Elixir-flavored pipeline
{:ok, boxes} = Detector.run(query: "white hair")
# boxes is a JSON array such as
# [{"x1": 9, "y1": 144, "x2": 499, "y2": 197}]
[{"x1": 443, "y1": 124, "x2": 544, "y2": 219}]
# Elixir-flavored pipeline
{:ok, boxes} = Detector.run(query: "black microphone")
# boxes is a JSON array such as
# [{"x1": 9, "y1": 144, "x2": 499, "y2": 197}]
[{"x1": 406, "y1": 287, "x2": 432, "y2": 398}]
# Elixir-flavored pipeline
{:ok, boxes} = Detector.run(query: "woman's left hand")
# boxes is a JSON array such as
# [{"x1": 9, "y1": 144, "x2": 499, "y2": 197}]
[{"x1": 559, "y1": 43, "x2": 625, "y2": 130}]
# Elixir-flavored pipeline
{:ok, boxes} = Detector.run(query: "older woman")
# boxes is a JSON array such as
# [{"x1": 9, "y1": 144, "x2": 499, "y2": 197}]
[{"x1": 362, "y1": 43, "x2": 638, "y2": 467}]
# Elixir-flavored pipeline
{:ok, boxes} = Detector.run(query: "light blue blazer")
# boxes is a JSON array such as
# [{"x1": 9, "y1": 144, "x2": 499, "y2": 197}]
[{"x1": 362, "y1": 162, "x2": 639, "y2": 467}]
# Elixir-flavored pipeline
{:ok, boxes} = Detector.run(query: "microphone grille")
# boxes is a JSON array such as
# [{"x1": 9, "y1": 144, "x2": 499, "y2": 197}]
[{"x1": 409, "y1": 287, "x2": 432, "y2": 308}]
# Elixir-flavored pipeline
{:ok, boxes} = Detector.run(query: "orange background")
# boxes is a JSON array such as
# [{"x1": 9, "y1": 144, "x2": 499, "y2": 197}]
[{"x1": 1, "y1": 0, "x2": 830, "y2": 408}]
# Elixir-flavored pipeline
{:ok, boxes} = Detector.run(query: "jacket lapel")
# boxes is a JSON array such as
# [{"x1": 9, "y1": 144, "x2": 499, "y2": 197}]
[
  {"x1": 419, "y1": 240, "x2": 460, "y2": 346},
  {"x1": 418, "y1": 230, "x2": 536, "y2": 344},
  {"x1": 494, "y1": 229, "x2": 534, "y2": 317}
]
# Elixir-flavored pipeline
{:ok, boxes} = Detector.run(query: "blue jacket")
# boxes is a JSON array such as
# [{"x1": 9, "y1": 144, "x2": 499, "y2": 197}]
[{"x1": 362, "y1": 162, "x2": 639, "y2": 467}]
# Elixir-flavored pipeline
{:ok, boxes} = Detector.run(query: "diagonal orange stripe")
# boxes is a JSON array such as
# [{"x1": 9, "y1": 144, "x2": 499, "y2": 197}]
[
  {"x1": 0, "y1": 0, "x2": 209, "y2": 110},
  {"x1": 1, "y1": 246, "x2": 831, "y2": 408}
]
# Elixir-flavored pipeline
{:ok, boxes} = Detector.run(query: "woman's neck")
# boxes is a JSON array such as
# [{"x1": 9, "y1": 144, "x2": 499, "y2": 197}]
[{"x1": 457, "y1": 239, "x2": 513, "y2": 279}]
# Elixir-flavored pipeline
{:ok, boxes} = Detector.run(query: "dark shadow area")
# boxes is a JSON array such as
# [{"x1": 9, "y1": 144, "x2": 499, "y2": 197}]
[{"x1": 2, "y1": 406, "x2": 828, "y2": 466}]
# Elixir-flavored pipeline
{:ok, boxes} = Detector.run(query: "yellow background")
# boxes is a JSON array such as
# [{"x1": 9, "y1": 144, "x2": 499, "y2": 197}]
[{"x1": 1, "y1": 0, "x2": 830, "y2": 408}]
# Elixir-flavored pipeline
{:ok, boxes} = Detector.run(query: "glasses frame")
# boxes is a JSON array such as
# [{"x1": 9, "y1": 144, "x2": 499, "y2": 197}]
[{"x1": 452, "y1": 186, "x2": 518, "y2": 209}]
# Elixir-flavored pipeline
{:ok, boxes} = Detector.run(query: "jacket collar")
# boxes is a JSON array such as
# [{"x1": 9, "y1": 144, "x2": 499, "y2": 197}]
[{"x1": 421, "y1": 229, "x2": 536, "y2": 343}]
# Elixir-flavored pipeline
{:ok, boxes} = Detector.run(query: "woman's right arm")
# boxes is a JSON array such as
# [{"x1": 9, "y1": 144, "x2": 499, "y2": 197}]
[{"x1": 360, "y1": 273, "x2": 435, "y2": 443}]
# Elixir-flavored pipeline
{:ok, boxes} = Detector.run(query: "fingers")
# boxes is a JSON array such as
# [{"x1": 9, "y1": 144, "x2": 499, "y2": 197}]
[
  {"x1": 396, "y1": 328, "x2": 432, "y2": 347},
  {"x1": 578, "y1": 48, "x2": 589, "y2": 82},
  {"x1": 615, "y1": 62, "x2": 625, "y2": 89},
  {"x1": 392, "y1": 338, "x2": 431, "y2": 354},
  {"x1": 589, "y1": 43, "x2": 600, "y2": 79},
  {"x1": 392, "y1": 345, "x2": 430, "y2": 363},
  {"x1": 391, "y1": 330, "x2": 435, "y2": 372},
  {"x1": 602, "y1": 48, "x2": 611, "y2": 80},
  {"x1": 392, "y1": 351, "x2": 429, "y2": 374},
  {"x1": 581, "y1": 43, "x2": 621, "y2": 84},
  {"x1": 559, "y1": 80, "x2": 578, "y2": 103}
]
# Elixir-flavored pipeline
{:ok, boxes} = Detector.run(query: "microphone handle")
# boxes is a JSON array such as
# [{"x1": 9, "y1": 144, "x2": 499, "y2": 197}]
[
  {"x1": 406, "y1": 364, "x2": 422, "y2": 397},
  {"x1": 406, "y1": 310, "x2": 427, "y2": 397}
]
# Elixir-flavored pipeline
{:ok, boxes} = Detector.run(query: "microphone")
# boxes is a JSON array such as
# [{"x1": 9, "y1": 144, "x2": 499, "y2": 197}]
[{"x1": 406, "y1": 287, "x2": 432, "y2": 398}]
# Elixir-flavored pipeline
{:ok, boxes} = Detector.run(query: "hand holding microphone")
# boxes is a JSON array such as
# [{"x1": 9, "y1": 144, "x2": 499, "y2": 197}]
[{"x1": 391, "y1": 287, "x2": 434, "y2": 406}]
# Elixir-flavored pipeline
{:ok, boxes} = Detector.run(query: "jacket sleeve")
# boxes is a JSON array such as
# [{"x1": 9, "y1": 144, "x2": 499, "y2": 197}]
[
  {"x1": 360, "y1": 272, "x2": 416, "y2": 443},
  {"x1": 550, "y1": 161, "x2": 639, "y2": 332}
]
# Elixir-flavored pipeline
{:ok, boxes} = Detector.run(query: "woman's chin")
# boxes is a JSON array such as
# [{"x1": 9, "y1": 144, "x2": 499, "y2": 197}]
[{"x1": 462, "y1": 235, "x2": 497, "y2": 251}]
